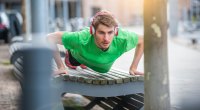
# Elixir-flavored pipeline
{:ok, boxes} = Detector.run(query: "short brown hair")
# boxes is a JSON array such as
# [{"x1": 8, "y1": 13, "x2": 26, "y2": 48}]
[{"x1": 92, "y1": 10, "x2": 118, "y2": 29}]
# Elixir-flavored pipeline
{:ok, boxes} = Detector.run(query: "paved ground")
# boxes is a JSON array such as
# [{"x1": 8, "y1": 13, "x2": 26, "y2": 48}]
[{"x1": 0, "y1": 42, "x2": 21, "y2": 110}]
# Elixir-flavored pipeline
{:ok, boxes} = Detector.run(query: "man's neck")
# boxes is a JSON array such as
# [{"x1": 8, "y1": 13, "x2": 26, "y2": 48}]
[{"x1": 101, "y1": 47, "x2": 109, "y2": 51}]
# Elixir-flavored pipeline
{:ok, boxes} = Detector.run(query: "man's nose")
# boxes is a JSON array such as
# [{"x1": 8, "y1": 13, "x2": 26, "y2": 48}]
[{"x1": 104, "y1": 34, "x2": 109, "y2": 41}]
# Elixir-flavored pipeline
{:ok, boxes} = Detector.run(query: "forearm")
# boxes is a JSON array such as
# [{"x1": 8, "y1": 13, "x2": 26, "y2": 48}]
[
  {"x1": 130, "y1": 36, "x2": 144, "y2": 70},
  {"x1": 47, "y1": 32, "x2": 65, "y2": 70},
  {"x1": 130, "y1": 44, "x2": 143, "y2": 70},
  {"x1": 53, "y1": 46, "x2": 66, "y2": 69}
]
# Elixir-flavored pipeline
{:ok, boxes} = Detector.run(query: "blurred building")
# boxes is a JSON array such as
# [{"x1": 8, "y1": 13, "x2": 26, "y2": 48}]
[
  {"x1": 178, "y1": 0, "x2": 200, "y2": 31},
  {"x1": 82, "y1": 0, "x2": 143, "y2": 26},
  {"x1": 53, "y1": 0, "x2": 143, "y2": 27},
  {"x1": 1, "y1": 0, "x2": 199, "y2": 32}
]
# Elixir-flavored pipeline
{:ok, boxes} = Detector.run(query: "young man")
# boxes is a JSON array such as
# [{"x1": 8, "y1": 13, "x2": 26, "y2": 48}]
[{"x1": 47, "y1": 10, "x2": 144, "y2": 76}]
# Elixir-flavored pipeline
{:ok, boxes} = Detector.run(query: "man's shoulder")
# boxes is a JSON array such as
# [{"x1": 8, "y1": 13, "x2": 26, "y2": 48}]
[
  {"x1": 78, "y1": 27, "x2": 92, "y2": 43},
  {"x1": 117, "y1": 28, "x2": 138, "y2": 38}
]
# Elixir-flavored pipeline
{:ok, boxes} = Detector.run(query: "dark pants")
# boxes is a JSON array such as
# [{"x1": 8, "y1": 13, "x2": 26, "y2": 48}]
[{"x1": 68, "y1": 50, "x2": 81, "y2": 66}]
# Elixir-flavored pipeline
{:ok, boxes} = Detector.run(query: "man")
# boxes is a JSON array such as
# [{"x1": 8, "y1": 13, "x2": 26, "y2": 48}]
[{"x1": 47, "y1": 10, "x2": 144, "y2": 76}]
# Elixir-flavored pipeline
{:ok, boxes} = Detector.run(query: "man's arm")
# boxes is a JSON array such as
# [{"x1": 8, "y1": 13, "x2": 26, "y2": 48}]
[
  {"x1": 129, "y1": 35, "x2": 144, "y2": 75},
  {"x1": 47, "y1": 32, "x2": 67, "y2": 75}
]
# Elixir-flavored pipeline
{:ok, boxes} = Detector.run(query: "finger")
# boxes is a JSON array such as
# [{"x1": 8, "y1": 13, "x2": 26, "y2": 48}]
[
  {"x1": 134, "y1": 71, "x2": 144, "y2": 75},
  {"x1": 54, "y1": 70, "x2": 67, "y2": 76},
  {"x1": 129, "y1": 71, "x2": 136, "y2": 76}
]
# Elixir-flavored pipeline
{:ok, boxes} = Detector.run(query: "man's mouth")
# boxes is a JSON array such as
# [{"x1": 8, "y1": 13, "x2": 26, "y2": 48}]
[{"x1": 103, "y1": 42, "x2": 109, "y2": 45}]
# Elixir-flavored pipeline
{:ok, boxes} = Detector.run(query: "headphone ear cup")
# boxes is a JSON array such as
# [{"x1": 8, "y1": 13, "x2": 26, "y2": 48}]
[
  {"x1": 92, "y1": 26, "x2": 95, "y2": 35},
  {"x1": 90, "y1": 26, "x2": 95, "y2": 35},
  {"x1": 114, "y1": 27, "x2": 119, "y2": 36},
  {"x1": 90, "y1": 25, "x2": 93, "y2": 34}
]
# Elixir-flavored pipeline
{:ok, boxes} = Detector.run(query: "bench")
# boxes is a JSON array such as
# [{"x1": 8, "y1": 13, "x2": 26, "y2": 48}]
[{"x1": 10, "y1": 41, "x2": 144, "y2": 110}]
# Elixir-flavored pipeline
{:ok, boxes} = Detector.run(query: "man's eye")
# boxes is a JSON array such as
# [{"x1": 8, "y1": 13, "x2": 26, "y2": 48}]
[
  {"x1": 108, "y1": 31, "x2": 114, "y2": 34},
  {"x1": 99, "y1": 32, "x2": 104, "y2": 34}
]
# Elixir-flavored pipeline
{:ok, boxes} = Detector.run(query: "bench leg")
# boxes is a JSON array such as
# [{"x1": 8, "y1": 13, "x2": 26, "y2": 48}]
[{"x1": 84, "y1": 97, "x2": 104, "y2": 110}]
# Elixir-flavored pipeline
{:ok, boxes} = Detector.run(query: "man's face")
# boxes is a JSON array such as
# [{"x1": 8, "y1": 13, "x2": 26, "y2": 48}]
[{"x1": 94, "y1": 24, "x2": 115, "y2": 50}]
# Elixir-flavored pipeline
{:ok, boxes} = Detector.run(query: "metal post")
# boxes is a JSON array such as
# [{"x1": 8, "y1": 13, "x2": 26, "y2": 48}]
[
  {"x1": 31, "y1": 0, "x2": 48, "y2": 34},
  {"x1": 49, "y1": 0, "x2": 56, "y2": 32},
  {"x1": 76, "y1": 0, "x2": 81, "y2": 17},
  {"x1": 21, "y1": 0, "x2": 57, "y2": 110},
  {"x1": 169, "y1": 0, "x2": 179, "y2": 37},
  {"x1": 63, "y1": 0, "x2": 69, "y2": 30},
  {"x1": 22, "y1": 47, "x2": 53, "y2": 110}
]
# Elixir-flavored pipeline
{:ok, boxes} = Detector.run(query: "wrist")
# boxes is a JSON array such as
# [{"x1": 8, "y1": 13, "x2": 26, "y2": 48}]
[
  {"x1": 130, "y1": 65, "x2": 137, "y2": 71},
  {"x1": 58, "y1": 65, "x2": 66, "y2": 70}
]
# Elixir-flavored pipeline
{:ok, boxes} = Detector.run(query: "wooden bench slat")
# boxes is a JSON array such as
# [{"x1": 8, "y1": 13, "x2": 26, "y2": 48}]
[
  {"x1": 76, "y1": 69, "x2": 106, "y2": 85},
  {"x1": 110, "y1": 69, "x2": 138, "y2": 81},
  {"x1": 85, "y1": 68, "x2": 124, "y2": 84},
  {"x1": 82, "y1": 69, "x2": 116, "y2": 85},
  {"x1": 111, "y1": 68, "x2": 144, "y2": 81}
]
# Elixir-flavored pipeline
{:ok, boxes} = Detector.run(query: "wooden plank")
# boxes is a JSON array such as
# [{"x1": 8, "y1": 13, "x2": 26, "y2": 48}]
[
  {"x1": 82, "y1": 69, "x2": 116, "y2": 85},
  {"x1": 62, "y1": 70, "x2": 91, "y2": 83},
  {"x1": 107, "y1": 71, "x2": 131, "y2": 83},
  {"x1": 77, "y1": 69, "x2": 106, "y2": 85},
  {"x1": 85, "y1": 68, "x2": 124, "y2": 84},
  {"x1": 111, "y1": 69, "x2": 144, "y2": 81},
  {"x1": 110, "y1": 68, "x2": 137, "y2": 81}
]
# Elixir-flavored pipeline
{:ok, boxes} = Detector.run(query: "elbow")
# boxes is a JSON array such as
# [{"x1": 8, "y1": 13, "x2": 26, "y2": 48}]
[
  {"x1": 138, "y1": 36, "x2": 144, "y2": 46},
  {"x1": 46, "y1": 34, "x2": 52, "y2": 43},
  {"x1": 46, "y1": 31, "x2": 63, "y2": 45}
]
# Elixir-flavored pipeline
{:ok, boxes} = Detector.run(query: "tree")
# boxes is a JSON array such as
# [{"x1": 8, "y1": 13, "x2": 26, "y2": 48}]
[{"x1": 143, "y1": 0, "x2": 170, "y2": 109}]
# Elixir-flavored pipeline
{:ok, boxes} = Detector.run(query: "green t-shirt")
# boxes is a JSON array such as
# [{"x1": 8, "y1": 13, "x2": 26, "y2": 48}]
[{"x1": 62, "y1": 27, "x2": 138, "y2": 73}]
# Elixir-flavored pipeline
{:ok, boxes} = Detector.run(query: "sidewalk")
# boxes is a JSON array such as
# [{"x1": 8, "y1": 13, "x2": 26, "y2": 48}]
[
  {"x1": 0, "y1": 43, "x2": 21, "y2": 110},
  {"x1": 168, "y1": 39, "x2": 200, "y2": 110},
  {"x1": 171, "y1": 29, "x2": 200, "y2": 51}
]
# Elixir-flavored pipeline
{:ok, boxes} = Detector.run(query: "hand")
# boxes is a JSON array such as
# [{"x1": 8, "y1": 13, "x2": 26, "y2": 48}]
[
  {"x1": 53, "y1": 69, "x2": 68, "y2": 76},
  {"x1": 129, "y1": 69, "x2": 144, "y2": 76}
]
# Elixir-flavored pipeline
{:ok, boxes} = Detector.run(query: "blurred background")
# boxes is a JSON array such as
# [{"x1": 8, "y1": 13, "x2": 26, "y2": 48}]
[
  {"x1": 0, "y1": 0, "x2": 200, "y2": 110},
  {"x1": 0, "y1": 0, "x2": 200, "y2": 44},
  {"x1": 0, "y1": 0, "x2": 144, "y2": 40}
]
